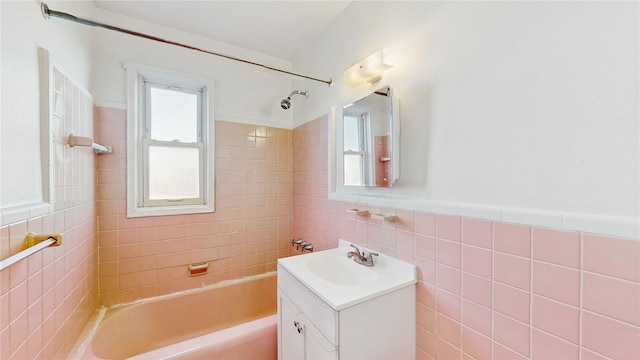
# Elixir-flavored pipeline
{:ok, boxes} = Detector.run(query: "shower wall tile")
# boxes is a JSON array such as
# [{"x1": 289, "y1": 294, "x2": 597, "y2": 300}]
[
  {"x1": 1, "y1": 70, "x2": 98, "y2": 360},
  {"x1": 531, "y1": 329, "x2": 579, "y2": 360},
  {"x1": 291, "y1": 115, "x2": 640, "y2": 360},
  {"x1": 95, "y1": 109, "x2": 292, "y2": 306}
]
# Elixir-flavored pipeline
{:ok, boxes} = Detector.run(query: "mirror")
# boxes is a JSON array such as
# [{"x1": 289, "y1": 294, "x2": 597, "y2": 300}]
[{"x1": 342, "y1": 86, "x2": 399, "y2": 187}]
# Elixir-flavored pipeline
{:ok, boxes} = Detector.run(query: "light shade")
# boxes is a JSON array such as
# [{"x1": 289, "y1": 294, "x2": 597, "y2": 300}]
[{"x1": 344, "y1": 48, "x2": 392, "y2": 87}]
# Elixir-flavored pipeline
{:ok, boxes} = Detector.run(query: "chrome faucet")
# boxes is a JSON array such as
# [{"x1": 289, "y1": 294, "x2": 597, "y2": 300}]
[{"x1": 347, "y1": 244, "x2": 379, "y2": 267}]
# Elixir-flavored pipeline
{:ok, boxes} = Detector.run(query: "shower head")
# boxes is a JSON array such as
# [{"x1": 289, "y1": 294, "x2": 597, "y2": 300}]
[{"x1": 280, "y1": 90, "x2": 308, "y2": 110}]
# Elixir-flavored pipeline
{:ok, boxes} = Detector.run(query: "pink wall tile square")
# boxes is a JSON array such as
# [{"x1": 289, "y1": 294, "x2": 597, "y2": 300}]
[
  {"x1": 532, "y1": 261, "x2": 580, "y2": 306},
  {"x1": 493, "y1": 341, "x2": 528, "y2": 360},
  {"x1": 581, "y1": 348, "x2": 612, "y2": 360},
  {"x1": 380, "y1": 224, "x2": 396, "y2": 248},
  {"x1": 417, "y1": 281, "x2": 436, "y2": 309},
  {"x1": 461, "y1": 326, "x2": 492, "y2": 360},
  {"x1": 437, "y1": 314, "x2": 461, "y2": 348},
  {"x1": 9, "y1": 282, "x2": 27, "y2": 321},
  {"x1": 438, "y1": 239, "x2": 461, "y2": 269},
  {"x1": 532, "y1": 227, "x2": 580, "y2": 268},
  {"x1": 582, "y1": 311, "x2": 640, "y2": 360},
  {"x1": 417, "y1": 303, "x2": 436, "y2": 332},
  {"x1": 437, "y1": 289, "x2": 461, "y2": 322},
  {"x1": 27, "y1": 300, "x2": 43, "y2": 334},
  {"x1": 396, "y1": 209, "x2": 415, "y2": 232},
  {"x1": 415, "y1": 212, "x2": 436, "y2": 236},
  {"x1": 9, "y1": 306, "x2": 28, "y2": 354},
  {"x1": 415, "y1": 257, "x2": 436, "y2": 285},
  {"x1": 583, "y1": 272, "x2": 640, "y2": 326},
  {"x1": 0, "y1": 294, "x2": 8, "y2": 330},
  {"x1": 493, "y1": 282, "x2": 530, "y2": 324},
  {"x1": 531, "y1": 329, "x2": 579, "y2": 360},
  {"x1": 118, "y1": 244, "x2": 139, "y2": 260},
  {"x1": 583, "y1": 234, "x2": 640, "y2": 282},
  {"x1": 9, "y1": 260, "x2": 28, "y2": 289},
  {"x1": 462, "y1": 300, "x2": 492, "y2": 337},
  {"x1": 437, "y1": 264, "x2": 461, "y2": 295},
  {"x1": 494, "y1": 223, "x2": 530, "y2": 257},
  {"x1": 0, "y1": 320, "x2": 8, "y2": 359},
  {"x1": 26, "y1": 324, "x2": 43, "y2": 359},
  {"x1": 396, "y1": 230, "x2": 416, "y2": 254},
  {"x1": 416, "y1": 348, "x2": 433, "y2": 360},
  {"x1": 462, "y1": 245, "x2": 492, "y2": 279},
  {"x1": 493, "y1": 312, "x2": 530, "y2": 357},
  {"x1": 531, "y1": 295, "x2": 579, "y2": 344},
  {"x1": 98, "y1": 246, "x2": 118, "y2": 262},
  {"x1": 99, "y1": 262, "x2": 118, "y2": 278},
  {"x1": 436, "y1": 215, "x2": 461, "y2": 242},
  {"x1": 416, "y1": 325, "x2": 437, "y2": 358},
  {"x1": 462, "y1": 272, "x2": 492, "y2": 308},
  {"x1": 416, "y1": 235, "x2": 436, "y2": 261},
  {"x1": 436, "y1": 336, "x2": 461, "y2": 360},
  {"x1": 462, "y1": 218, "x2": 492, "y2": 249},
  {"x1": 27, "y1": 272, "x2": 42, "y2": 304},
  {"x1": 494, "y1": 252, "x2": 530, "y2": 291}
]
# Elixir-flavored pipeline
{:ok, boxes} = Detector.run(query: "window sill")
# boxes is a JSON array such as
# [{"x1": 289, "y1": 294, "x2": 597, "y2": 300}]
[{"x1": 126, "y1": 203, "x2": 214, "y2": 218}]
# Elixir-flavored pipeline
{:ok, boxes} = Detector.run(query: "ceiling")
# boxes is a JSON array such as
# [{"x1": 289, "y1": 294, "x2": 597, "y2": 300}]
[{"x1": 93, "y1": 1, "x2": 352, "y2": 61}]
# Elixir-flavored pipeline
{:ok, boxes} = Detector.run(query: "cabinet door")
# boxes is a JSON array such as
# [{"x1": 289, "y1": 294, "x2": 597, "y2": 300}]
[
  {"x1": 279, "y1": 291, "x2": 338, "y2": 360},
  {"x1": 280, "y1": 293, "x2": 305, "y2": 360},
  {"x1": 303, "y1": 318, "x2": 338, "y2": 360}
]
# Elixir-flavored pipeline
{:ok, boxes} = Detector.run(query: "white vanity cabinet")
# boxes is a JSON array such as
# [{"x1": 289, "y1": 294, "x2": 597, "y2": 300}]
[{"x1": 277, "y1": 262, "x2": 416, "y2": 360}]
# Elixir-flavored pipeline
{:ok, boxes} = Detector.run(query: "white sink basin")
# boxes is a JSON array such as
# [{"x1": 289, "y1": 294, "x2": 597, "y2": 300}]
[
  {"x1": 305, "y1": 254, "x2": 379, "y2": 286},
  {"x1": 277, "y1": 239, "x2": 417, "y2": 310}
]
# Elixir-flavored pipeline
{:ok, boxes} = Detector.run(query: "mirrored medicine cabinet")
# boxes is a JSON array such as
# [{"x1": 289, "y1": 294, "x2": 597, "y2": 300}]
[{"x1": 342, "y1": 86, "x2": 399, "y2": 187}]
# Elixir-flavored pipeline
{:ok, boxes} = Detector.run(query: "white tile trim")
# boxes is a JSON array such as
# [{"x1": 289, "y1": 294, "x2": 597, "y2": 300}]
[{"x1": 328, "y1": 191, "x2": 639, "y2": 239}]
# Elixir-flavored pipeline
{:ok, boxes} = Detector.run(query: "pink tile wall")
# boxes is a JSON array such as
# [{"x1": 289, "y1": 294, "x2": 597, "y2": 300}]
[
  {"x1": 95, "y1": 109, "x2": 292, "y2": 306},
  {"x1": 0, "y1": 68, "x2": 98, "y2": 360},
  {"x1": 292, "y1": 115, "x2": 640, "y2": 360}
]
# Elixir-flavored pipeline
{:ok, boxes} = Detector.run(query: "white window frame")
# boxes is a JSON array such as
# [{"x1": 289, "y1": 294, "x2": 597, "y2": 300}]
[
  {"x1": 125, "y1": 62, "x2": 215, "y2": 217},
  {"x1": 343, "y1": 113, "x2": 372, "y2": 186}
]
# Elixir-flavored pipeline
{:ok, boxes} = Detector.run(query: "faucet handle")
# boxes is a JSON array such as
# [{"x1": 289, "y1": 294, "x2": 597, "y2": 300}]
[
  {"x1": 349, "y1": 244, "x2": 362, "y2": 255},
  {"x1": 366, "y1": 252, "x2": 379, "y2": 262}
]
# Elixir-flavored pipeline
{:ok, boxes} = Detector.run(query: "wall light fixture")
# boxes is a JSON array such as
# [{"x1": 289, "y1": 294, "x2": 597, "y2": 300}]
[{"x1": 344, "y1": 48, "x2": 392, "y2": 87}]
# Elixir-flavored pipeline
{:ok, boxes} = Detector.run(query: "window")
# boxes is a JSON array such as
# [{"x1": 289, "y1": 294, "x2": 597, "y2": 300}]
[
  {"x1": 343, "y1": 113, "x2": 370, "y2": 186},
  {"x1": 125, "y1": 63, "x2": 215, "y2": 217}
]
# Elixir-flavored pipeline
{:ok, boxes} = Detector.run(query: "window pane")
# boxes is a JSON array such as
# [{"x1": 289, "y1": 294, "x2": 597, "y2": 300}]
[
  {"x1": 148, "y1": 146, "x2": 200, "y2": 200},
  {"x1": 344, "y1": 154, "x2": 363, "y2": 186},
  {"x1": 150, "y1": 87, "x2": 198, "y2": 142},
  {"x1": 344, "y1": 115, "x2": 361, "y2": 151}
]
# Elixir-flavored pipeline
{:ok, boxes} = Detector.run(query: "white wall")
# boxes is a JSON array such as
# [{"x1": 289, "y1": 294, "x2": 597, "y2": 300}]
[
  {"x1": 293, "y1": 1, "x2": 639, "y2": 237},
  {"x1": 89, "y1": 6, "x2": 296, "y2": 129},
  {"x1": 0, "y1": 0, "x2": 94, "y2": 211}
]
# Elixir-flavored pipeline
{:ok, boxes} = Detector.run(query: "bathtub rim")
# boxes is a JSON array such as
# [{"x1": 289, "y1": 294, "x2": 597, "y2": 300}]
[{"x1": 69, "y1": 271, "x2": 276, "y2": 360}]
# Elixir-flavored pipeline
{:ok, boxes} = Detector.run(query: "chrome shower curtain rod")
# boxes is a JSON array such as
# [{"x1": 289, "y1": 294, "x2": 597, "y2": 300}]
[{"x1": 40, "y1": 3, "x2": 333, "y2": 86}]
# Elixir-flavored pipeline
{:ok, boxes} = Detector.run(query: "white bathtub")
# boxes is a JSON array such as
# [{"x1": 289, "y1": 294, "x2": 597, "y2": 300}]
[{"x1": 74, "y1": 273, "x2": 277, "y2": 360}]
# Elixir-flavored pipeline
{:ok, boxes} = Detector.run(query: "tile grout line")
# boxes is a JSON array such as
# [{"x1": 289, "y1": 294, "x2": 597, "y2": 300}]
[
  {"x1": 579, "y1": 233, "x2": 584, "y2": 359},
  {"x1": 491, "y1": 220, "x2": 496, "y2": 358},
  {"x1": 529, "y1": 225, "x2": 534, "y2": 359},
  {"x1": 459, "y1": 217, "x2": 464, "y2": 359}
]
